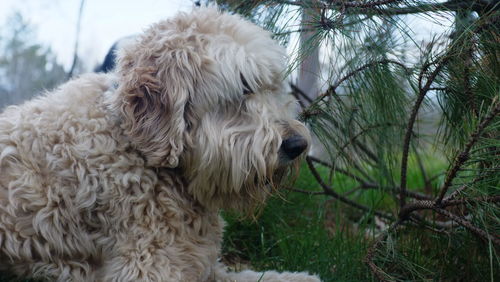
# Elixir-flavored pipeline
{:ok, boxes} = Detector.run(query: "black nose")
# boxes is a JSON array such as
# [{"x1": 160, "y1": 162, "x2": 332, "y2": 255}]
[{"x1": 281, "y1": 135, "x2": 308, "y2": 160}]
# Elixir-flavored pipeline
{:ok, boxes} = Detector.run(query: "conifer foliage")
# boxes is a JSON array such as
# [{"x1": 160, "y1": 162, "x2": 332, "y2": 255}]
[{"x1": 209, "y1": 0, "x2": 499, "y2": 280}]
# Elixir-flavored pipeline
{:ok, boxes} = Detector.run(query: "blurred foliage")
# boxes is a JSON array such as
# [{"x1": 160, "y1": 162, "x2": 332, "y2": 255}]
[{"x1": 0, "y1": 12, "x2": 66, "y2": 110}]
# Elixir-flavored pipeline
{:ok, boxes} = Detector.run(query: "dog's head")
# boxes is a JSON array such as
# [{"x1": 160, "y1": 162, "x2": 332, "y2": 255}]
[{"x1": 114, "y1": 7, "x2": 311, "y2": 211}]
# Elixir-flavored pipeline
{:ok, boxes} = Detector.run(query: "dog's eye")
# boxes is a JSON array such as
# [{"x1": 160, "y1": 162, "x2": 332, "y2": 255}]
[{"x1": 240, "y1": 73, "x2": 253, "y2": 95}]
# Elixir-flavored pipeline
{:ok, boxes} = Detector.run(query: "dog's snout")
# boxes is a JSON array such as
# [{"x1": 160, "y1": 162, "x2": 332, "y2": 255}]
[{"x1": 281, "y1": 135, "x2": 308, "y2": 160}]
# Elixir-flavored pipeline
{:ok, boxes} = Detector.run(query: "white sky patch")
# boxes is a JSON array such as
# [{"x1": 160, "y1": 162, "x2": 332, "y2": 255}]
[{"x1": 0, "y1": 0, "x2": 193, "y2": 70}]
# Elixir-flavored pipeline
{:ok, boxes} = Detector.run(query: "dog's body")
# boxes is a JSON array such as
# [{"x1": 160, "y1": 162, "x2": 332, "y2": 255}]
[
  {"x1": 0, "y1": 74, "x2": 220, "y2": 281},
  {"x1": 0, "y1": 8, "x2": 317, "y2": 282}
]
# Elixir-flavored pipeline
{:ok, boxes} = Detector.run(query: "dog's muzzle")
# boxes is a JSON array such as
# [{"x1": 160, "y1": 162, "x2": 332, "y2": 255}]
[{"x1": 280, "y1": 135, "x2": 308, "y2": 160}]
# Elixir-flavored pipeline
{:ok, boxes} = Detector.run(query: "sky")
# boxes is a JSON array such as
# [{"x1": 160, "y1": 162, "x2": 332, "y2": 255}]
[
  {"x1": 0, "y1": 0, "x2": 454, "y2": 72},
  {"x1": 0, "y1": 0, "x2": 194, "y2": 70}
]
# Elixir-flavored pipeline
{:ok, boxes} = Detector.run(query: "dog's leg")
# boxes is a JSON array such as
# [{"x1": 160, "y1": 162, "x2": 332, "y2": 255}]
[
  {"x1": 99, "y1": 253, "x2": 185, "y2": 282},
  {"x1": 7, "y1": 260, "x2": 97, "y2": 282},
  {"x1": 213, "y1": 262, "x2": 321, "y2": 282},
  {"x1": 98, "y1": 241, "x2": 213, "y2": 282}
]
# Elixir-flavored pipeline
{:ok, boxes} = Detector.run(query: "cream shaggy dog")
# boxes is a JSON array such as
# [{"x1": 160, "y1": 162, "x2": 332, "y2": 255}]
[{"x1": 0, "y1": 7, "x2": 318, "y2": 282}]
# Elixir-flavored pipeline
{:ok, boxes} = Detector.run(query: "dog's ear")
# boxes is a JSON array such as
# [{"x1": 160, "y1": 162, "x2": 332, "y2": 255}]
[{"x1": 115, "y1": 41, "x2": 195, "y2": 168}]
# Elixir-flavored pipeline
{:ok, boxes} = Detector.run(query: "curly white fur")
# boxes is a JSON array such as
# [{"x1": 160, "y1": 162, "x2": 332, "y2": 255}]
[{"x1": 0, "y1": 7, "x2": 317, "y2": 282}]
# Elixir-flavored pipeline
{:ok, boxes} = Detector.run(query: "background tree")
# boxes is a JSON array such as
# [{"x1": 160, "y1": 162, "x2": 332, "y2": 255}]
[
  {"x1": 208, "y1": 0, "x2": 499, "y2": 280},
  {"x1": 0, "y1": 12, "x2": 67, "y2": 110}
]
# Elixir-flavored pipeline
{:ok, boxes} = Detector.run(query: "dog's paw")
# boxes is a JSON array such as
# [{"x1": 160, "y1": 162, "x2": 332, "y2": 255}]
[{"x1": 257, "y1": 271, "x2": 321, "y2": 282}]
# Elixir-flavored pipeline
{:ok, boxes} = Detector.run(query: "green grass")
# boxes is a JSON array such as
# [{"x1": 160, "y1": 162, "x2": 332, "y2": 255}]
[
  {"x1": 222, "y1": 163, "x2": 375, "y2": 281},
  {"x1": 221, "y1": 159, "x2": 499, "y2": 281}
]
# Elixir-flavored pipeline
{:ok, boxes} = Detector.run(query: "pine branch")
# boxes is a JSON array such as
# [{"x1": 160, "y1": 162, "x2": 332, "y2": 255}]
[
  {"x1": 400, "y1": 56, "x2": 449, "y2": 209},
  {"x1": 325, "y1": 0, "x2": 404, "y2": 9},
  {"x1": 308, "y1": 156, "x2": 433, "y2": 200},
  {"x1": 279, "y1": 0, "x2": 499, "y2": 15},
  {"x1": 432, "y1": 207, "x2": 500, "y2": 246},
  {"x1": 306, "y1": 157, "x2": 395, "y2": 220},
  {"x1": 219, "y1": 1, "x2": 500, "y2": 279},
  {"x1": 303, "y1": 112, "x2": 379, "y2": 177},
  {"x1": 308, "y1": 155, "x2": 368, "y2": 183},
  {"x1": 303, "y1": 60, "x2": 409, "y2": 171},
  {"x1": 443, "y1": 195, "x2": 500, "y2": 206},
  {"x1": 435, "y1": 100, "x2": 500, "y2": 204},
  {"x1": 362, "y1": 0, "x2": 499, "y2": 16},
  {"x1": 441, "y1": 175, "x2": 487, "y2": 202},
  {"x1": 338, "y1": 122, "x2": 399, "y2": 152},
  {"x1": 316, "y1": 59, "x2": 410, "y2": 102},
  {"x1": 368, "y1": 192, "x2": 498, "y2": 280},
  {"x1": 398, "y1": 197, "x2": 500, "y2": 246}
]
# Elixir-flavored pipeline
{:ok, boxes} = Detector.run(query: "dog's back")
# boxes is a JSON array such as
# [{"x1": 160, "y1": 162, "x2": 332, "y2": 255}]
[{"x1": 0, "y1": 73, "x2": 117, "y2": 278}]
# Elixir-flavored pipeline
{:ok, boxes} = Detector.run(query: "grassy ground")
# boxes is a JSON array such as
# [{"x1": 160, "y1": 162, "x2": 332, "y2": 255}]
[
  {"x1": 1, "y1": 159, "x2": 498, "y2": 281},
  {"x1": 222, "y1": 160, "x2": 499, "y2": 281}
]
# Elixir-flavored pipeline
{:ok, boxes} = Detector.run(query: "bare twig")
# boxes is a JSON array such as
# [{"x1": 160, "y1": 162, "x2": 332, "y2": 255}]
[
  {"x1": 442, "y1": 175, "x2": 486, "y2": 202},
  {"x1": 428, "y1": 87, "x2": 447, "y2": 91},
  {"x1": 316, "y1": 59, "x2": 409, "y2": 102},
  {"x1": 278, "y1": 0, "x2": 401, "y2": 9},
  {"x1": 339, "y1": 122, "x2": 397, "y2": 152},
  {"x1": 339, "y1": 0, "x2": 402, "y2": 9},
  {"x1": 332, "y1": 119, "x2": 381, "y2": 167},
  {"x1": 67, "y1": 0, "x2": 86, "y2": 79},
  {"x1": 306, "y1": 157, "x2": 395, "y2": 221},
  {"x1": 399, "y1": 189, "x2": 434, "y2": 201},
  {"x1": 409, "y1": 213, "x2": 459, "y2": 230},
  {"x1": 307, "y1": 155, "x2": 365, "y2": 182},
  {"x1": 303, "y1": 62, "x2": 405, "y2": 167},
  {"x1": 284, "y1": 186, "x2": 325, "y2": 195},
  {"x1": 400, "y1": 57, "x2": 449, "y2": 209},
  {"x1": 443, "y1": 195, "x2": 500, "y2": 207},
  {"x1": 289, "y1": 85, "x2": 308, "y2": 110},
  {"x1": 290, "y1": 83, "x2": 314, "y2": 104},
  {"x1": 397, "y1": 196, "x2": 500, "y2": 246},
  {"x1": 432, "y1": 207, "x2": 500, "y2": 246},
  {"x1": 308, "y1": 156, "x2": 433, "y2": 200},
  {"x1": 398, "y1": 196, "x2": 500, "y2": 219},
  {"x1": 307, "y1": 143, "x2": 376, "y2": 183}
]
